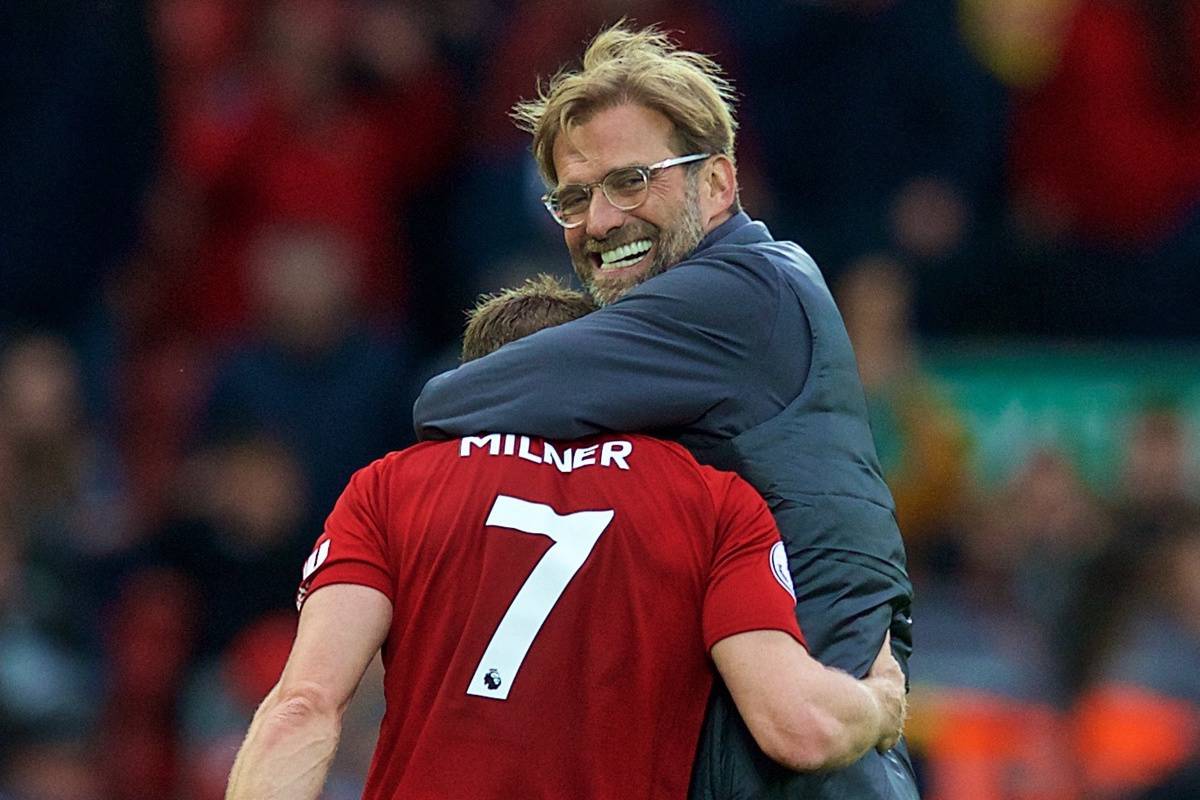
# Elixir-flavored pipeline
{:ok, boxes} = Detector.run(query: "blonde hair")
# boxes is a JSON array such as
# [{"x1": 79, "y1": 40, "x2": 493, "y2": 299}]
[
  {"x1": 461, "y1": 275, "x2": 597, "y2": 362},
  {"x1": 511, "y1": 23, "x2": 739, "y2": 187}
]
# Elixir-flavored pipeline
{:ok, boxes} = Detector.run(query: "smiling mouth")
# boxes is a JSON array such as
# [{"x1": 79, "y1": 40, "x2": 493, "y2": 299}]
[{"x1": 594, "y1": 238, "x2": 653, "y2": 272}]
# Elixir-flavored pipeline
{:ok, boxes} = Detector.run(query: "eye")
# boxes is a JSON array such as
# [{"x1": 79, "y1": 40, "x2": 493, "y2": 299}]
[
  {"x1": 606, "y1": 168, "x2": 647, "y2": 199},
  {"x1": 555, "y1": 186, "x2": 590, "y2": 216}
]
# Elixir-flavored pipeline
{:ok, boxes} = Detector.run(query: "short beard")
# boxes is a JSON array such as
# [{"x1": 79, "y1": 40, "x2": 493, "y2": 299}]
[{"x1": 581, "y1": 178, "x2": 706, "y2": 307}]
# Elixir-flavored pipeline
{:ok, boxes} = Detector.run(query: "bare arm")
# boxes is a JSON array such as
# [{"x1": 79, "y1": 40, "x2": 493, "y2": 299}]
[
  {"x1": 711, "y1": 630, "x2": 905, "y2": 772},
  {"x1": 225, "y1": 584, "x2": 392, "y2": 800}
]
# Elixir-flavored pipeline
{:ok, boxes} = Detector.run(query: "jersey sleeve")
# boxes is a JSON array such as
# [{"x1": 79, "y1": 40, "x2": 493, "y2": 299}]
[
  {"x1": 701, "y1": 473, "x2": 806, "y2": 651},
  {"x1": 296, "y1": 459, "x2": 394, "y2": 610},
  {"x1": 413, "y1": 256, "x2": 791, "y2": 440}
]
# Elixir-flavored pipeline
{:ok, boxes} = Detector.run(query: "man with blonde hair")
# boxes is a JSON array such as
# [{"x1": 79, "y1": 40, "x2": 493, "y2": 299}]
[
  {"x1": 459, "y1": 274, "x2": 599, "y2": 362},
  {"x1": 415, "y1": 24, "x2": 918, "y2": 800},
  {"x1": 225, "y1": 278, "x2": 907, "y2": 799}
]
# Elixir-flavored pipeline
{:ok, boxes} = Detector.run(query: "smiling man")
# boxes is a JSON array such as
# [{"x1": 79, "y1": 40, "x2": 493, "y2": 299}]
[
  {"x1": 224, "y1": 279, "x2": 907, "y2": 800},
  {"x1": 553, "y1": 111, "x2": 713, "y2": 304},
  {"x1": 415, "y1": 24, "x2": 918, "y2": 800}
]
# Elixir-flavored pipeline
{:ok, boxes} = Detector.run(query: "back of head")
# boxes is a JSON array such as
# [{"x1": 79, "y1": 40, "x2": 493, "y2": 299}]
[
  {"x1": 511, "y1": 22, "x2": 739, "y2": 186},
  {"x1": 461, "y1": 274, "x2": 597, "y2": 362}
]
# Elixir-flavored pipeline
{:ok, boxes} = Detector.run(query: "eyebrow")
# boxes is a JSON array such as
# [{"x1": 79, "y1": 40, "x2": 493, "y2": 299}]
[{"x1": 556, "y1": 160, "x2": 661, "y2": 188}]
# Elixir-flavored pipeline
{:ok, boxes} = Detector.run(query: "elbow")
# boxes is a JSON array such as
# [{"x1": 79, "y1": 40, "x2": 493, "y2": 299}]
[
  {"x1": 274, "y1": 681, "x2": 340, "y2": 718},
  {"x1": 261, "y1": 682, "x2": 342, "y2": 737},
  {"x1": 752, "y1": 709, "x2": 859, "y2": 773}
]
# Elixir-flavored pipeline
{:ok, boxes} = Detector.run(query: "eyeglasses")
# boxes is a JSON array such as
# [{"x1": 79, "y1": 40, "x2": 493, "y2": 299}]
[{"x1": 542, "y1": 153, "x2": 712, "y2": 229}]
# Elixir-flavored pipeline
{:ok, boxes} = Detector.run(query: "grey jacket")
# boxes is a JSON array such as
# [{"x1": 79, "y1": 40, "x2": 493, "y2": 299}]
[{"x1": 415, "y1": 212, "x2": 917, "y2": 799}]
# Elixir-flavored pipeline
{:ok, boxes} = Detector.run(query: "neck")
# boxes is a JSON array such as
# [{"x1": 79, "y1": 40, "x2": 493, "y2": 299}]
[{"x1": 704, "y1": 208, "x2": 736, "y2": 233}]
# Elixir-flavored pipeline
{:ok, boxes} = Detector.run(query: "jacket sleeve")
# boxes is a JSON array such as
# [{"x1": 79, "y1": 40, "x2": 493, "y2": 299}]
[{"x1": 413, "y1": 257, "x2": 786, "y2": 440}]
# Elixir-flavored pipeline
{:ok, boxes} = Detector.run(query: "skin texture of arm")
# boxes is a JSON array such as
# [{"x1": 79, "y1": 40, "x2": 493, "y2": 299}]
[
  {"x1": 225, "y1": 584, "x2": 392, "y2": 800},
  {"x1": 711, "y1": 630, "x2": 906, "y2": 772}
]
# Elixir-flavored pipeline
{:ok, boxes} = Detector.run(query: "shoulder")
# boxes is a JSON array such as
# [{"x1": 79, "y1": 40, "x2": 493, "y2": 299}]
[
  {"x1": 613, "y1": 434, "x2": 720, "y2": 506},
  {"x1": 334, "y1": 441, "x2": 468, "y2": 526},
  {"x1": 702, "y1": 238, "x2": 840, "y2": 330},
  {"x1": 697, "y1": 462, "x2": 769, "y2": 515},
  {"x1": 345, "y1": 441, "x2": 455, "y2": 488},
  {"x1": 614, "y1": 247, "x2": 788, "y2": 338},
  {"x1": 623, "y1": 434, "x2": 705, "y2": 471},
  {"x1": 632, "y1": 231, "x2": 825, "y2": 306},
  {"x1": 658, "y1": 244, "x2": 785, "y2": 296},
  {"x1": 625, "y1": 434, "x2": 761, "y2": 512}
]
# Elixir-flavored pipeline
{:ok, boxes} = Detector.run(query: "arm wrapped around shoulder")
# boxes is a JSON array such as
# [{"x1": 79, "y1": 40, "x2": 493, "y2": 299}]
[{"x1": 712, "y1": 630, "x2": 906, "y2": 772}]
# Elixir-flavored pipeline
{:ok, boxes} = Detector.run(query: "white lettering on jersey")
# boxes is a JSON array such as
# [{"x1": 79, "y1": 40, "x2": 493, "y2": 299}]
[
  {"x1": 572, "y1": 444, "x2": 597, "y2": 469},
  {"x1": 458, "y1": 434, "x2": 634, "y2": 472},
  {"x1": 460, "y1": 434, "x2": 501, "y2": 456},
  {"x1": 542, "y1": 442, "x2": 571, "y2": 473},
  {"x1": 770, "y1": 541, "x2": 796, "y2": 601},
  {"x1": 599, "y1": 440, "x2": 632, "y2": 470},
  {"x1": 517, "y1": 436, "x2": 542, "y2": 464}
]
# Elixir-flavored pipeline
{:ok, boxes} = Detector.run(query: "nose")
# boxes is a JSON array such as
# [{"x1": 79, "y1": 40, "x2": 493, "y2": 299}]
[{"x1": 583, "y1": 188, "x2": 625, "y2": 239}]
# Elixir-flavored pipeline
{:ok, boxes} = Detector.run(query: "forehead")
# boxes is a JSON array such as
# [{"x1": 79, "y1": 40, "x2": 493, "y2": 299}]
[{"x1": 552, "y1": 103, "x2": 677, "y2": 184}]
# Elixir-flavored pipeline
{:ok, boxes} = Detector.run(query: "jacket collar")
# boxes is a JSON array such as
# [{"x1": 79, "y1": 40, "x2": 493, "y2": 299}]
[{"x1": 693, "y1": 211, "x2": 773, "y2": 256}]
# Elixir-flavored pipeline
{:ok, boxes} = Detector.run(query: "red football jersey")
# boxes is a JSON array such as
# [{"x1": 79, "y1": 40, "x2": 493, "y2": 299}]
[{"x1": 299, "y1": 433, "x2": 803, "y2": 800}]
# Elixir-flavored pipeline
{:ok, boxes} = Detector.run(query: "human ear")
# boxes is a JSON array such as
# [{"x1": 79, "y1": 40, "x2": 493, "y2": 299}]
[{"x1": 700, "y1": 155, "x2": 737, "y2": 226}]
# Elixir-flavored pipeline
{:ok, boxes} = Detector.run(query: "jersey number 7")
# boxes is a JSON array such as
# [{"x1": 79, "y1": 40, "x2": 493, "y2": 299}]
[{"x1": 466, "y1": 495, "x2": 615, "y2": 701}]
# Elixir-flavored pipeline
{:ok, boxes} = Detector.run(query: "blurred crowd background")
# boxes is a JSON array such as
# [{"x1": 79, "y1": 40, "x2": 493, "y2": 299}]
[{"x1": 2, "y1": 0, "x2": 1199, "y2": 798}]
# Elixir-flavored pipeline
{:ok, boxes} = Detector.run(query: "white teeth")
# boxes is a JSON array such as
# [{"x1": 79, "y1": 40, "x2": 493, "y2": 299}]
[
  {"x1": 599, "y1": 239, "x2": 652, "y2": 267},
  {"x1": 601, "y1": 255, "x2": 643, "y2": 270}
]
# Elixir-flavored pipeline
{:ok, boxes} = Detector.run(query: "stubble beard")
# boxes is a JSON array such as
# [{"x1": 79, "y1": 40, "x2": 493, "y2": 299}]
[{"x1": 573, "y1": 180, "x2": 706, "y2": 306}]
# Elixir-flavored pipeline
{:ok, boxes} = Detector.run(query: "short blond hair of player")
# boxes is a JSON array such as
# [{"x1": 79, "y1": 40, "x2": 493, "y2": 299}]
[{"x1": 461, "y1": 274, "x2": 597, "y2": 362}]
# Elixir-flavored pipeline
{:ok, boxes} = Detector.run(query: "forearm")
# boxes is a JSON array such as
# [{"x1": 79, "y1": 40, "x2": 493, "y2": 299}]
[
  {"x1": 415, "y1": 361, "x2": 602, "y2": 441},
  {"x1": 715, "y1": 631, "x2": 904, "y2": 773},
  {"x1": 414, "y1": 269, "x2": 773, "y2": 440},
  {"x1": 792, "y1": 665, "x2": 893, "y2": 771},
  {"x1": 226, "y1": 684, "x2": 342, "y2": 800}
]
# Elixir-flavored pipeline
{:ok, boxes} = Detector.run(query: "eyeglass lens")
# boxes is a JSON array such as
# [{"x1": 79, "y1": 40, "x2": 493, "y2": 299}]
[{"x1": 553, "y1": 167, "x2": 648, "y2": 222}]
